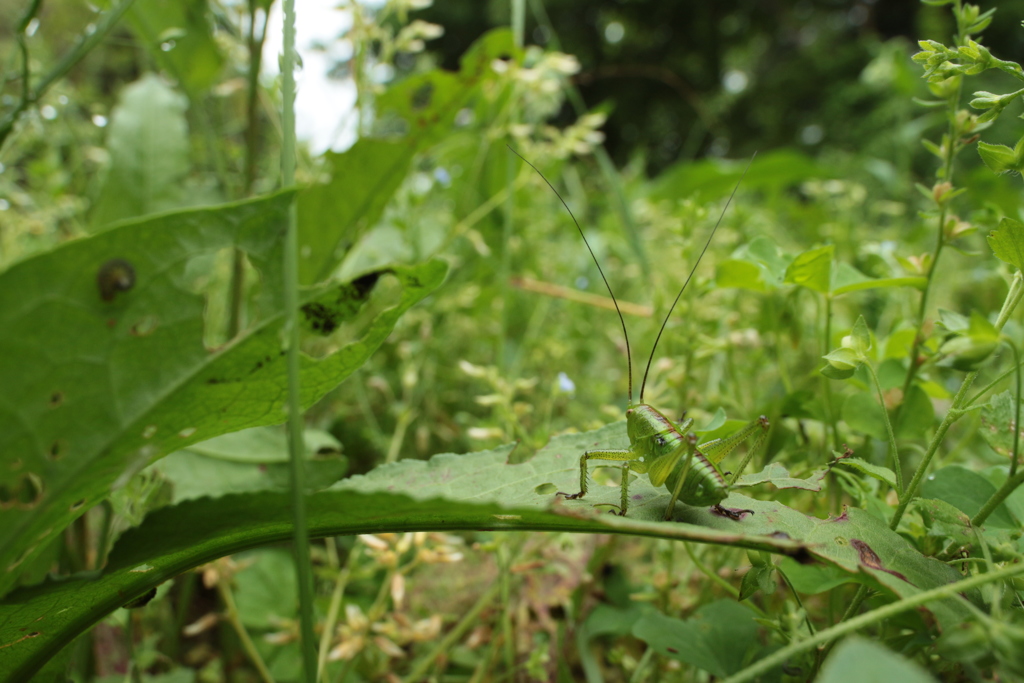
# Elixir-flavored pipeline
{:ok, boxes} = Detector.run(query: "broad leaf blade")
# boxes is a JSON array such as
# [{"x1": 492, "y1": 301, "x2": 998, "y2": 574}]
[
  {"x1": 0, "y1": 193, "x2": 447, "y2": 597},
  {"x1": 90, "y1": 75, "x2": 190, "y2": 228}
]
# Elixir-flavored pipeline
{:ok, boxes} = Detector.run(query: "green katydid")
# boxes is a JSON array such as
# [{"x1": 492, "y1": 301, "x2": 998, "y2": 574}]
[{"x1": 510, "y1": 147, "x2": 769, "y2": 521}]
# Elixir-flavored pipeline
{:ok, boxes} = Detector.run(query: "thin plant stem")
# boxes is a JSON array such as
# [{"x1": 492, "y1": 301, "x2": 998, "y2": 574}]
[
  {"x1": 317, "y1": 543, "x2": 361, "y2": 683},
  {"x1": 864, "y1": 361, "x2": 903, "y2": 496},
  {"x1": 228, "y1": 0, "x2": 269, "y2": 339},
  {"x1": 722, "y1": 561, "x2": 1024, "y2": 683},
  {"x1": 965, "y1": 356, "x2": 1024, "y2": 408},
  {"x1": 891, "y1": 271, "x2": 1024, "y2": 530},
  {"x1": 217, "y1": 579, "x2": 275, "y2": 683},
  {"x1": 895, "y1": 3, "x2": 966, "y2": 426},
  {"x1": 0, "y1": 0, "x2": 138, "y2": 151},
  {"x1": 402, "y1": 581, "x2": 502, "y2": 682},
  {"x1": 821, "y1": 294, "x2": 839, "y2": 453},
  {"x1": 280, "y1": 0, "x2": 317, "y2": 679}
]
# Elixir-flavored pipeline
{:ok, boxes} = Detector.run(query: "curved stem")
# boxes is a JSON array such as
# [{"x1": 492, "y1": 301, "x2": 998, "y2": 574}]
[
  {"x1": 722, "y1": 561, "x2": 1024, "y2": 683},
  {"x1": 891, "y1": 271, "x2": 1024, "y2": 530}
]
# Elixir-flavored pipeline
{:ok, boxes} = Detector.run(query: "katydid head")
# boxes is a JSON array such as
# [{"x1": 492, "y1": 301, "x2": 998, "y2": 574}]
[{"x1": 508, "y1": 145, "x2": 754, "y2": 409}]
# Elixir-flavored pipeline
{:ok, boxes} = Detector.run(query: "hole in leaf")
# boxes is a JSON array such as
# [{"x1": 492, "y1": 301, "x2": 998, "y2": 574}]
[
  {"x1": 70, "y1": 499, "x2": 86, "y2": 511},
  {"x1": 0, "y1": 473, "x2": 43, "y2": 507},
  {"x1": 182, "y1": 248, "x2": 259, "y2": 349},
  {"x1": 534, "y1": 483, "x2": 557, "y2": 495},
  {"x1": 130, "y1": 315, "x2": 159, "y2": 337}
]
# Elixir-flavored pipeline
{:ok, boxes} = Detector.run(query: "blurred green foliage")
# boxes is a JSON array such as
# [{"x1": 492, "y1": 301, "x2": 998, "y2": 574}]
[{"x1": 4, "y1": 0, "x2": 1024, "y2": 681}]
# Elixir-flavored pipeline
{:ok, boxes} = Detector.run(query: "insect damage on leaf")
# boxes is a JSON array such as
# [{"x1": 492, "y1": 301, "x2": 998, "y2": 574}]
[{"x1": 96, "y1": 258, "x2": 136, "y2": 302}]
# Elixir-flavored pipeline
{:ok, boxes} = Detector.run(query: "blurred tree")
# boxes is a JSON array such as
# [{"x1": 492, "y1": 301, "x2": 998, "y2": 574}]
[{"x1": 416, "y1": 0, "x2": 1024, "y2": 174}]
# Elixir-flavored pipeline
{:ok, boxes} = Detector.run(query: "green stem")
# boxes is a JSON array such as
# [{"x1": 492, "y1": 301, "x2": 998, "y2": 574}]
[
  {"x1": 891, "y1": 271, "x2": 1024, "y2": 530},
  {"x1": 229, "y1": 0, "x2": 270, "y2": 339},
  {"x1": 0, "y1": 0, "x2": 138, "y2": 151},
  {"x1": 317, "y1": 542, "x2": 360, "y2": 682},
  {"x1": 722, "y1": 561, "x2": 1024, "y2": 683},
  {"x1": 965, "y1": 356, "x2": 1024, "y2": 408},
  {"x1": 217, "y1": 578, "x2": 275, "y2": 683},
  {"x1": 864, "y1": 361, "x2": 903, "y2": 496},
  {"x1": 896, "y1": 5, "x2": 966, "y2": 426},
  {"x1": 821, "y1": 294, "x2": 839, "y2": 452},
  {"x1": 280, "y1": 0, "x2": 317, "y2": 680},
  {"x1": 402, "y1": 581, "x2": 502, "y2": 682}
]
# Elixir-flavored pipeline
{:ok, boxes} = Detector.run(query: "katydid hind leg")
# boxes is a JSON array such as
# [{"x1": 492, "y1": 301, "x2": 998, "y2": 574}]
[
  {"x1": 700, "y1": 415, "x2": 771, "y2": 487},
  {"x1": 663, "y1": 436, "x2": 698, "y2": 521}
]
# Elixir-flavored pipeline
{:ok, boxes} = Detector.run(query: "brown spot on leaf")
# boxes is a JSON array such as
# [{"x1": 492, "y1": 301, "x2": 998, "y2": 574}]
[{"x1": 850, "y1": 538, "x2": 909, "y2": 582}]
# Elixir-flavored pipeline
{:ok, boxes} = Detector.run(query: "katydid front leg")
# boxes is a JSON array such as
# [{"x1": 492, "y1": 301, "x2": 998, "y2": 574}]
[{"x1": 558, "y1": 448, "x2": 643, "y2": 515}]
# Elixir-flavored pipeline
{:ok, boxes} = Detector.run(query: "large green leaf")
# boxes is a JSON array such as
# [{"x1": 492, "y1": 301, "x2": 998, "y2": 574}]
[
  {"x1": 818, "y1": 637, "x2": 938, "y2": 683},
  {"x1": 0, "y1": 423, "x2": 971, "y2": 679},
  {"x1": 296, "y1": 29, "x2": 517, "y2": 284},
  {"x1": 0, "y1": 193, "x2": 447, "y2": 597},
  {"x1": 89, "y1": 75, "x2": 190, "y2": 229},
  {"x1": 632, "y1": 600, "x2": 763, "y2": 677}
]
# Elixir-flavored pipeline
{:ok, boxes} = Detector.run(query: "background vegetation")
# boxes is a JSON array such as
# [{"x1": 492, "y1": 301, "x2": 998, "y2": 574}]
[{"x1": 2, "y1": 0, "x2": 1024, "y2": 681}]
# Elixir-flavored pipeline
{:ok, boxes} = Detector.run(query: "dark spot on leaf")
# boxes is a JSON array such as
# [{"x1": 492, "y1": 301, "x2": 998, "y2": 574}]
[
  {"x1": 70, "y1": 499, "x2": 86, "y2": 511},
  {"x1": 48, "y1": 392, "x2": 63, "y2": 408},
  {"x1": 667, "y1": 646, "x2": 679, "y2": 654},
  {"x1": 411, "y1": 82, "x2": 434, "y2": 109},
  {"x1": 48, "y1": 440, "x2": 66, "y2": 460},
  {"x1": 123, "y1": 587, "x2": 158, "y2": 609},
  {"x1": 549, "y1": 605, "x2": 566, "y2": 620},
  {"x1": 497, "y1": 52, "x2": 512, "y2": 61},
  {"x1": 769, "y1": 531, "x2": 792, "y2": 540},
  {"x1": 97, "y1": 258, "x2": 136, "y2": 302},
  {"x1": 301, "y1": 302, "x2": 342, "y2": 334}
]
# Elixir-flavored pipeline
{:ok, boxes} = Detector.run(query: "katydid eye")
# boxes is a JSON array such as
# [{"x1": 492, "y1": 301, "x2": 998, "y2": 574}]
[{"x1": 97, "y1": 259, "x2": 136, "y2": 302}]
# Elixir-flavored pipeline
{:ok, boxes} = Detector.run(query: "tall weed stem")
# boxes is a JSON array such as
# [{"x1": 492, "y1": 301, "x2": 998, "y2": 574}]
[{"x1": 891, "y1": 271, "x2": 1024, "y2": 530}]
